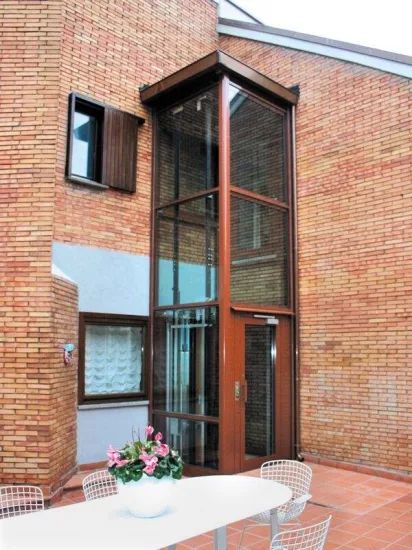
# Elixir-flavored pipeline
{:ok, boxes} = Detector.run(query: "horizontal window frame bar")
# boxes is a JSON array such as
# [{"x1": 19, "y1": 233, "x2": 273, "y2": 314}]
[
  {"x1": 231, "y1": 186, "x2": 289, "y2": 209},
  {"x1": 155, "y1": 187, "x2": 219, "y2": 211},
  {"x1": 152, "y1": 409, "x2": 219, "y2": 424},
  {"x1": 153, "y1": 301, "x2": 219, "y2": 312}
]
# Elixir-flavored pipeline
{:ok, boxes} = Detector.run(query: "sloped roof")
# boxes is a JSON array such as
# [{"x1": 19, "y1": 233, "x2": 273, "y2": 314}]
[
  {"x1": 140, "y1": 50, "x2": 299, "y2": 107},
  {"x1": 218, "y1": 16, "x2": 412, "y2": 79}
]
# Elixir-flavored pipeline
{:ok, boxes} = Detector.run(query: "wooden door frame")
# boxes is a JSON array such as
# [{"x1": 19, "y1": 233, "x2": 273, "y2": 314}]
[{"x1": 231, "y1": 313, "x2": 293, "y2": 472}]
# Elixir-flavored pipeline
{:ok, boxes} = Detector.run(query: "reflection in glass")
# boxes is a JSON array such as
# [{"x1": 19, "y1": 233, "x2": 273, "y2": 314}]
[
  {"x1": 153, "y1": 415, "x2": 218, "y2": 469},
  {"x1": 231, "y1": 196, "x2": 289, "y2": 306},
  {"x1": 230, "y1": 85, "x2": 287, "y2": 202},
  {"x1": 157, "y1": 87, "x2": 218, "y2": 206},
  {"x1": 244, "y1": 325, "x2": 275, "y2": 458},
  {"x1": 153, "y1": 307, "x2": 218, "y2": 417},
  {"x1": 156, "y1": 195, "x2": 218, "y2": 306},
  {"x1": 72, "y1": 110, "x2": 98, "y2": 180}
]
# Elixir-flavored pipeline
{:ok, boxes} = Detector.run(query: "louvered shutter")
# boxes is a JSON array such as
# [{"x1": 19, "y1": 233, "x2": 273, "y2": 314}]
[{"x1": 102, "y1": 108, "x2": 140, "y2": 192}]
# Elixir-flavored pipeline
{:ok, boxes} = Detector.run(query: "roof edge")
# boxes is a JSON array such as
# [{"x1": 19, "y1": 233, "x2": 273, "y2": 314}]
[
  {"x1": 218, "y1": 18, "x2": 412, "y2": 78},
  {"x1": 140, "y1": 49, "x2": 298, "y2": 106}
]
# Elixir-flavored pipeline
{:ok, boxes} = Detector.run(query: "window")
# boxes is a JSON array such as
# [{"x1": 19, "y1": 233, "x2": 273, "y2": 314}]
[
  {"x1": 66, "y1": 93, "x2": 144, "y2": 192},
  {"x1": 71, "y1": 99, "x2": 103, "y2": 182},
  {"x1": 78, "y1": 313, "x2": 148, "y2": 404}
]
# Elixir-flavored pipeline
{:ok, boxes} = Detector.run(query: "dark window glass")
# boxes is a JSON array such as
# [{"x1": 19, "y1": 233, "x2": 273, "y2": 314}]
[
  {"x1": 231, "y1": 196, "x2": 289, "y2": 306},
  {"x1": 230, "y1": 85, "x2": 287, "y2": 203},
  {"x1": 153, "y1": 307, "x2": 219, "y2": 418},
  {"x1": 153, "y1": 415, "x2": 218, "y2": 470},
  {"x1": 71, "y1": 101, "x2": 103, "y2": 182},
  {"x1": 155, "y1": 195, "x2": 218, "y2": 306},
  {"x1": 157, "y1": 87, "x2": 218, "y2": 206},
  {"x1": 244, "y1": 325, "x2": 275, "y2": 459}
]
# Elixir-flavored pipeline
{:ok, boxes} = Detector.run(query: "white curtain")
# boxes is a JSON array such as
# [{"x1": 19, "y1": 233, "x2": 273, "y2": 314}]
[{"x1": 85, "y1": 325, "x2": 143, "y2": 395}]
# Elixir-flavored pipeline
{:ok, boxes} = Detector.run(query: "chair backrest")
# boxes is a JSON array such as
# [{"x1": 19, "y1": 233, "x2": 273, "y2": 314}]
[
  {"x1": 82, "y1": 469, "x2": 118, "y2": 501},
  {"x1": 0, "y1": 485, "x2": 44, "y2": 519},
  {"x1": 271, "y1": 516, "x2": 332, "y2": 550},
  {"x1": 261, "y1": 460, "x2": 312, "y2": 499}
]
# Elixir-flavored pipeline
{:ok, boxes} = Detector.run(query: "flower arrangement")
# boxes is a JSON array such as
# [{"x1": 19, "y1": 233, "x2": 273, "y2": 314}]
[{"x1": 107, "y1": 425, "x2": 183, "y2": 484}]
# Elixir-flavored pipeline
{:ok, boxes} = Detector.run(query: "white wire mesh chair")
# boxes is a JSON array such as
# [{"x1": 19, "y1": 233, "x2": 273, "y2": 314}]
[
  {"x1": 82, "y1": 469, "x2": 118, "y2": 501},
  {"x1": 271, "y1": 516, "x2": 332, "y2": 550},
  {"x1": 239, "y1": 460, "x2": 313, "y2": 548},
  {"x1": 0, "y1": 486, "x2": 44, "y2": 519}
]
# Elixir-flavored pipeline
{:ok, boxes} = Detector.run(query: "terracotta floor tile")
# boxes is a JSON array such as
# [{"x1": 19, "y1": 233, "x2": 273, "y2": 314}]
[
  {"x1": 365, "y1": 527, "x2": 404, "y2": 544},
  {"x1": 380, "y1": 517, "x2": 412, "y2": 534},
  {"x1": 347, "y1": 536, "x2": 390, "y2": 549},
  {"x1": 336, "y1": 520, "x2": 375, "y2": 537},
  {"x1": 398, "y1": 510, "x2": 412, "y2": 523},
  {"x1": 326, "y1": 528, "x2": 359, "y2": 546},
  {"x1": 355, "y1": 513, "x2": 391, "y2": 527},
  {"x1": 395, "y1": 533, "x2": 412, "y2": 547},
  {"x1": 363, "y1": 506, "x2": 402, "y2": 521},
  {"x1": 384, "y1": 501, "x2": 412, "y2": 514}
]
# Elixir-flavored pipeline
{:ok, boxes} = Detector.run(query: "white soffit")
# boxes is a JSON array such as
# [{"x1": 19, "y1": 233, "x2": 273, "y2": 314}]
[
  {"x1": 218, "y1": 0, "x2": 261, "y2": 24},
  {"x1": 218, "y1": 20, "x2": 412, "y2": 79}
]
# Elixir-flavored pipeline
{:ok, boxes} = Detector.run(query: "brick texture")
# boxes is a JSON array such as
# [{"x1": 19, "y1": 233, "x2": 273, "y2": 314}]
[
  {"x1": 220, "y1": 36, "x2": 412, "y2": 475},
  {"x1": 53, "y1": 0, "x2": 218, "y2": 254},
  {"x1": 0, "y1": 0, "x2": 64, "y2": 491},
  {"x1": 1, "y1": 0, "x2": 410, "y2": 490},
  {"x1": 0, "y1": 0, "x2": 218, "y2": 491}
]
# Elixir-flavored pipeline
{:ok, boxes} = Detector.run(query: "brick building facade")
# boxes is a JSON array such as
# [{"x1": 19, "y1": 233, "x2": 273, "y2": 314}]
[{"x1": 0, "y1": 0, "x2": 410, "y2": 498}]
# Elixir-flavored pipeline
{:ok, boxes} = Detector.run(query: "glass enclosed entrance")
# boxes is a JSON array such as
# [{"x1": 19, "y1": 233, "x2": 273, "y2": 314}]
[{"x1": 142, "y1": 51, "x2": 298, "y2": 474}]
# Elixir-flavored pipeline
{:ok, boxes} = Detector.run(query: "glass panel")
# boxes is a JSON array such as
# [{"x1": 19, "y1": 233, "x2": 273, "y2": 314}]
[
  {"x1": 156, "y1": 195, "x2": 218, "y2": 306},
  {"x1": 244, "y1": 325, "x2": 275, "y2": 459},
  {"x1": 153, "y1": 307, "x2": 218, "y2": 417},
  {"x1": 85, "y1": 325, "x2": 144, "y2": 396},
  {"x1": 153, "y1": 415, "x2": 218, "y2": 469},
  {"x1": 72, "y1": 110, "x2": 98, "y2": 180},
  {"x1": 157, "y1": 87, "x2": 218, "y2": 206},
  {"x1": 230, "y1": 85, "x2": 287, "y2": 202},
  {"x1": 231, "y1": 196, "x2": 289, "y2": 306}
]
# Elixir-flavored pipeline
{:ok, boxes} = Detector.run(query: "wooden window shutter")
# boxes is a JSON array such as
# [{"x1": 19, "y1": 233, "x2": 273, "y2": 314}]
[{"x1": 102, "y1": 108, "x2": 140, "y2": 192}]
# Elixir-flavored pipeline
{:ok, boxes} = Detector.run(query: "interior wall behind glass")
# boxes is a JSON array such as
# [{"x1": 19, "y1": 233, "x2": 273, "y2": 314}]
[
  {"x1": 156, "y1": 195, "x2": 218, "y2": 306},
  {"x1": 231, "y1": 196, "x2": 289, "y2": 306},
  {"x1": 153, "y1": 307, "x2": 219, "y2": 418},
  {"x1": 157, "y1": 86, "x2": 218, "y2": 206},
  {"x1": 230, "y1": 85, "x2": 287, "y2": 203}
]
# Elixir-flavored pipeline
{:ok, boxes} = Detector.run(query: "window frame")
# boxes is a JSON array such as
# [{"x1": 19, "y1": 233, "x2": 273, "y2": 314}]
[
  {"x1": 78, "y1": 312, "x2": 149, "y2": 405},
  {"x1": 66, "y1": 93, "x2": 107, "y2": 189}
]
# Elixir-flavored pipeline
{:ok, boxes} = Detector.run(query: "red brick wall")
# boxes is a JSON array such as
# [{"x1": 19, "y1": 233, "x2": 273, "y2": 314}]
[
  {"x1": 0, "y1": 0, "x2": 218, "y2": 490},
  {"x1": 220, "y1": 36, "x2": 412, "y2": 475},
  {"x1": 53, "y1": 0, "x2": 218, "y2": 254},
  {"x1": 0, "y1": 1, "x2": 62, "y2": 488},
  {"x1": 49, "y1": 275, "x2": 78, "y2": 497}
]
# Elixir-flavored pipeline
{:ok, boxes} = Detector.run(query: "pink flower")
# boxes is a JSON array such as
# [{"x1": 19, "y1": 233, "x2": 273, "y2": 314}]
[
  {"x1": 144, "y1": 425, "x2": 154, "y2": 439},
  {"x1": 154, "y1": 431, "x2": 163, "y2": 442},
  {"x1": 139, "y1": 451, "x2": 158, "y2": 475},
  {"x1": 156, "y1": 443, "x2": 169, "y2": 457},
  {"x1": 107, "y1": 445, "x2": 129, "y2": 468},
  {"x1": 143, "y1": 463, "x2": 157, "y2": 475}
]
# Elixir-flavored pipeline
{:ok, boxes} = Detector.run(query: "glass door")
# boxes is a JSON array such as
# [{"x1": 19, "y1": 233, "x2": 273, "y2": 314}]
[{"x1": 234, "y1": 314, "x2": 292, "y2": 471}]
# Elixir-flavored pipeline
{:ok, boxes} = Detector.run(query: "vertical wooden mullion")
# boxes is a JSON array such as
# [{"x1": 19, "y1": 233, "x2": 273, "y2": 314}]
[
  {"x1": 218, "y1": 75, "x2": 234, "y2": 473},
  {"x1": 149, "y1": 111, "x2": 158, "y2": 427}
]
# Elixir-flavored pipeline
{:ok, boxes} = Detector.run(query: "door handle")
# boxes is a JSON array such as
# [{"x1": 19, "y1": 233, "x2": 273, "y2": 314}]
[
  {"x1": 234, "y1": 381, "x2": 241, "y2": 401},
  {"x1": 234, "y1": 381, "x2": 248, "y2": 402}
]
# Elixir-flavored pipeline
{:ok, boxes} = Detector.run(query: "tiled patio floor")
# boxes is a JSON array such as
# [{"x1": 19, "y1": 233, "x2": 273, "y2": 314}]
[{"x1": 54, "y1": 463, "x2": 412, "y2": 549}]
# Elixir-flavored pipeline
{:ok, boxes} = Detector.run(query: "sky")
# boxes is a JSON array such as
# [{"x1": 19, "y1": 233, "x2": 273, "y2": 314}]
[{"x1": 230, "y1": 0, "x2": 412, "y2": 57}]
